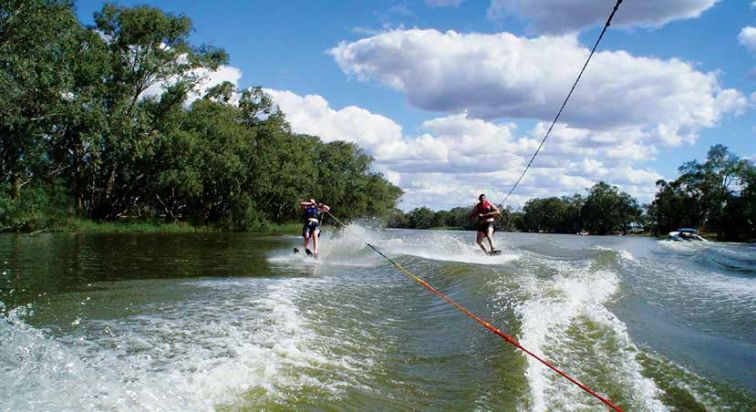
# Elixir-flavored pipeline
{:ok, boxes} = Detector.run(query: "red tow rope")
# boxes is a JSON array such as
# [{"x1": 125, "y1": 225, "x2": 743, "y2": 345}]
[{"x1": 326, "y1": 212, "x2": 624, "y2": 411}]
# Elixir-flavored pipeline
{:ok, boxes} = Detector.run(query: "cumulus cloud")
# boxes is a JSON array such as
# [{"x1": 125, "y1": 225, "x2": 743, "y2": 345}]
[
  {"x1": 330, "y1": 29, "x2": 746, "y2": 146},
  {"x1": 487, "y1": 0, "x2": 718, "y2": 34},
  {"x1": 739, "y1": 26, "x2": 756, "y2": 53},
  {"x1": 268, "y1": 89, "x2": 664, "y2": 210},
  {"x1": 264, "y1": 89, "x2": 404, "y2": 151}
]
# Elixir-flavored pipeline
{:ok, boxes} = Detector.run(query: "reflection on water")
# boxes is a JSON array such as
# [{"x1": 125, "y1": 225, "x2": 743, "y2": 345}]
[{"x1": 1, "y1": 230, "x2": 754, "y2": 410}]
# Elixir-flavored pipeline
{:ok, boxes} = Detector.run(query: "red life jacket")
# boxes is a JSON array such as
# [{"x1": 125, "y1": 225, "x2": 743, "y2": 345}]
[{"x1": 473, "y1": 200, "x2": 493, "y2": 216}]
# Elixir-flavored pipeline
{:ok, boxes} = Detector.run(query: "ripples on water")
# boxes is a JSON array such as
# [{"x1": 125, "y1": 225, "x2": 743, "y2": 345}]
[{"x1": 0, "y1": 229, "x2": 754, "y2": 411}]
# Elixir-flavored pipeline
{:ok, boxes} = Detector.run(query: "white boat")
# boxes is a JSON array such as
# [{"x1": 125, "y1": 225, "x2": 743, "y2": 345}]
[{"x1": 668, "y1": 228, "x2": 705, "y2": 241}]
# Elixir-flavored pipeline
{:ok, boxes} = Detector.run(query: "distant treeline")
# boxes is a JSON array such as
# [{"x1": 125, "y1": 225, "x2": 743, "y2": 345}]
[
  {"x1": 0, "y1": 1, "x2": 401, "y2": 231},
  {"x1": 390, "y1": 145, "x2": 755, "y2": 241},
  {"x1": 388, "y1": 181, "x2": 642, "y2": 235}
]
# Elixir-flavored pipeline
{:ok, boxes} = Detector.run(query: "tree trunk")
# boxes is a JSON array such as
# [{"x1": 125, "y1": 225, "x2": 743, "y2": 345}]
[{"x1": 11, "y1": 174, "x2": 20, "y2": 199}]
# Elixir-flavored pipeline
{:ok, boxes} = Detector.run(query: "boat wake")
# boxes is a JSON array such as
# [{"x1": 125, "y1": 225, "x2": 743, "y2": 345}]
[
  {"x1": 522, "y1": 270, "x2": 662, "y2": 410},
  {"x1": 270, "y1": 224, "x2": 521, "y2": 267},
  {"x1": 0, "y1": 277, "x2": 346, "y2": 410}
]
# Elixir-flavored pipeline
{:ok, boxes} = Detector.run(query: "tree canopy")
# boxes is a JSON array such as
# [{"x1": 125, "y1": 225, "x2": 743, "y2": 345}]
[
  {"x1": 648, "y1": 145, "x2": 754, "y2": 240},
  {"x1": 0, "y1": 1, "x2": 402, "y2": 231}
]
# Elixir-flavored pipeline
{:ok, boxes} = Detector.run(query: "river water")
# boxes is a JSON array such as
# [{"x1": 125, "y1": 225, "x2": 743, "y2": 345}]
[{"x1": 0, "y1": 228, "x2": 754, "y2": 411}]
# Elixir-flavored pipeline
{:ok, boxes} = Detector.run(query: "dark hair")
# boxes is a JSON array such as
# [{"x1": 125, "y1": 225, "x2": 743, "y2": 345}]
[{"x1": 479, "y1": 194, "x2": 486, "y2": 200}]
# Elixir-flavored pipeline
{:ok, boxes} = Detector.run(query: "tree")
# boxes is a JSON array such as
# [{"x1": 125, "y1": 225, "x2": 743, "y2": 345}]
[
  {"x1": 313, "y1": 141, "x2": 400, "y2": 222},
  {"x1": 581, "y1": 182, "x2": 640, "y2": 235},
  {"x1": 647, "y1": 179, "x2": 701, "y2": 235},
  {"x1": 447, "y1": 206, "x2": 474, "y2": 229},
  {"x1": 408, "y1": 207, "x2": 434, "y2": 229},
  {"x1": 522, "y1": 198, "x2": 563, "y2": 232},
  {"x1": 387, "y1": 208, "x2": 410, "y2": 228},
  {"x1": 0, "y1": 2, "x2": 405, "y2": 231},
  {"x1": 88, "y1": 4, "x2": 228, "y2": 219},
  {"x1": 1, "y1": 0, "x2": 82, "y2": 199},
  {"x1": 649, "y1": 145, "x2": 754, "y2": 239},
  {"x1": 677, "y1": 145, "x2": 751, "y2": 234},
  {"x1": 432, "y1": 210, "x2": 449, "y2": 228}
]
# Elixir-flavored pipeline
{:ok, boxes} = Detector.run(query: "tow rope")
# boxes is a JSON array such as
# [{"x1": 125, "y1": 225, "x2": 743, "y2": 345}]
[
  {"x1": 320, "y1": 0, "x2": 625, "y2": 409},
  {"x1": 501, "y1": 0, "x2": 623, "y2": 205},
  {"x1": 326, "y1": 211, "x2": 623, "y2": 412}
]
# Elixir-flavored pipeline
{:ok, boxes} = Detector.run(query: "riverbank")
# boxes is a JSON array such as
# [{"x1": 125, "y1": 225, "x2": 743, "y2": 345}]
[{"x1": 1, "y1": 218, "x2": 303, "y2": 236}]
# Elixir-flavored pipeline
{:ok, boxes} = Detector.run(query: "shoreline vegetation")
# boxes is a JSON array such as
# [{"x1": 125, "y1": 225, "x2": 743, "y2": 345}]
[
  {"x1": 1, "y1": 2, "x2": 401, "y2": 235},
  {"x1": 1, "y1": 219, "x2": 305, "y2": 235},
  {"x1": 387, "y1": 145, "x2": 755, "y2": 242},
  {"x1": 1, "y1": 2, "x2": 754, "y2": 242}
]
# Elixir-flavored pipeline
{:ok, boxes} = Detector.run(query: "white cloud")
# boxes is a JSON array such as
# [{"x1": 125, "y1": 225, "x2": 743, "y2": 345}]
[
  {"x1": 264, "y1": 89, "x2": 404, "y2": 151},
  {"x1": 193, "y1": 66, "x2": 243, "y2": 99},
  {"x1": 487, "y1": 0, "x2": 718, "y2": 34},
  {"x1": 141, "y1": 65, "x2": 243, "y2": 104},
  {"x1": 330, "y1": 29, "x2": 746, "y2": 147},
  {"x1": 739, "y1": 26, "x2": 756, "y2": 53},
  {"x1": 269, "y1": 89, "x2": 666, "y2": 210}
]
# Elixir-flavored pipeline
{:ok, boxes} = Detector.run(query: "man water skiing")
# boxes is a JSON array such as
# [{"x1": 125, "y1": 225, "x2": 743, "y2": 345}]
[
  {"x1": 299, "y1": 198, "x2": 330, "y2": 258},
  {"x1": 470, "y1": 194, "x2": 501, "y2": 255}
]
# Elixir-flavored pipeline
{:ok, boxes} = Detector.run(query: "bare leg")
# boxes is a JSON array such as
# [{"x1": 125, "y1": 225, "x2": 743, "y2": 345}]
[
  {"x1": 486, "y1": 226, "x2": 496, "y2": 251},
  {"x1": 304, "y1": 233, "x2": 310, "y2": 250},
  {"x1": 476, "y1": 231, "x2": 488, "y2": 253},
  {"x1": 312, "y1": 229, "x2": 319, "y2": 254}
]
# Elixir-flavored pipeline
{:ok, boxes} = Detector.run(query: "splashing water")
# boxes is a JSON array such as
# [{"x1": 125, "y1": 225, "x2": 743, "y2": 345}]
[{"x1": 0, "y1": 230, "x2": 753, "y2": 410}]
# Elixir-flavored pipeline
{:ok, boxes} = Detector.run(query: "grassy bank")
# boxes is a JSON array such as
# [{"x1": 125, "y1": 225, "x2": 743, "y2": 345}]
[
  {"x1": 260, "y1": 223, "x2": 302, "y2": 235},
  {"x1": 57, "y1": 218, "x2": 210, "y2": 234},
  {"x1": 1, "y1": 218, "x2": 305, "y2": 235}
]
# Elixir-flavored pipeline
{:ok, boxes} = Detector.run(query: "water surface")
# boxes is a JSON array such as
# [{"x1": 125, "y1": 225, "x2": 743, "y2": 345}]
[{"x1": 1, "y1": 229, "x2": 754, "y2": 410}]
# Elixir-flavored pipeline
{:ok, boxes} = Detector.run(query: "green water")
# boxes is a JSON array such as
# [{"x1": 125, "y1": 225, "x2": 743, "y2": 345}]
[{"x1": 1, "y1": 229, "x2": 754, "y2": 411}]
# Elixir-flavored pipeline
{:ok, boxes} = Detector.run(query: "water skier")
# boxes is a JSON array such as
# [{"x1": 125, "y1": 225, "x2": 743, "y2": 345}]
[
  {"x1": 300, "y1": 198, "x2": 330, "y2": 258},
  {"x1": 470, "y1": 194, "x2": 501, "y2": 255}
]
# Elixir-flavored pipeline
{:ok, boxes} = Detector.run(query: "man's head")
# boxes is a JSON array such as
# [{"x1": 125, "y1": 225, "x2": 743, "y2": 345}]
[
  {"x1": 309, "y1": 198, "x2": 316, "y2": 204},
  {"x1": 479, "y1": 194, "x2": 486, "y2": 201}
]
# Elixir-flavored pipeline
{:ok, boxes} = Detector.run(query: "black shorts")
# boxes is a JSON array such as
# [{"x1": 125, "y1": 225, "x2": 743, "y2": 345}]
[
  {"x1": 477, "y1": 221, "x2": 495, "y2": 234},
  {"x1": 302, "y1": 221, "x2": 320, "y2": 237}
]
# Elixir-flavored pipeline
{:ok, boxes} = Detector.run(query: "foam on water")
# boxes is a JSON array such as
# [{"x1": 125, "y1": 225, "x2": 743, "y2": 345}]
[
  {"x1": 510, "y1": 261, "x2": 665, "y2": 411},
  {"x1": 270, "y1": 225, "x2": 386, "y2": 268},
  {"x1": 591, "y1": 245, "x2": 636, "y2": 261},
  {"x1": 3, "y1": 231, "x2": 752, "y2": 410},
  {"x1": 657, "y1": 239, "x2": 711, "y2": 252},
  {"x1": 0, "y1": 276, "x2": 343, "y2": 410},
  {"x1": 280, "y1": 224, "x2": 521, "y2": 266}
]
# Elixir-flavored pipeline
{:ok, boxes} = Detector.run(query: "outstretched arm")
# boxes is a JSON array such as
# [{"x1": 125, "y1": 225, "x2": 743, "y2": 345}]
[
  {"x1": 300, "y1": 200, "x2": 315, "y2": 209},
  {"x1": 319, "y1": 203, "x2": 330, "y2": 213}
]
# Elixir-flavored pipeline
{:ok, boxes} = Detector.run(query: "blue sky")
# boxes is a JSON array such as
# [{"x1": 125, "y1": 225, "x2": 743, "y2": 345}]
[{"x1": 74, "y1": 0, "x2": 754, "y2": 210}]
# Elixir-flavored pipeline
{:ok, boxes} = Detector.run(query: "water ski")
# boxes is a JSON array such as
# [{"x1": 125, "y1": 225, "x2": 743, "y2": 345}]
[
  {"x1": 487, "y1": 249, "x2": 502, "y2": 256},
  {"x1": 293, "y1": 247, "x2": 317, "y2": 258}
]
